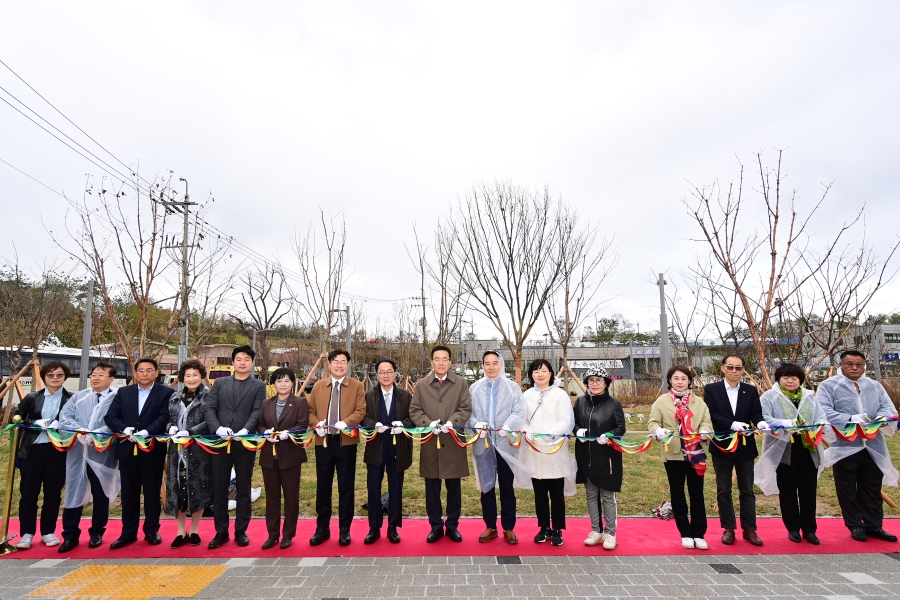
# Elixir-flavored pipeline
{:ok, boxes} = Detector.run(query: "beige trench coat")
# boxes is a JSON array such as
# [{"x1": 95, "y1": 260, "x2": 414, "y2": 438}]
[{"x1": 409, "y1": 371, "x2": 473, "y2": 479}]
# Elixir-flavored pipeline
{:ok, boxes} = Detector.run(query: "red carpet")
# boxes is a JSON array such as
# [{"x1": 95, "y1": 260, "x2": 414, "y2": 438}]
[{"x1": 3, "y1": 517, "x2": 898, "y2": 558}]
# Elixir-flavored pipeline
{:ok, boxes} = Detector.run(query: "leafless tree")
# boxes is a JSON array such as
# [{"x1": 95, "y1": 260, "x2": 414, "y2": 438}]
[
  {"x1": 446, "y1": 181, "x2": 567, "y2": 384},
  {"x1": 231, "y1": 264, "x2": 291, "y2": 373},
  {"x1": 684, "y1": 150, "x2": 899, "y2": 386},
  {"x1": 657, "y1": 269, "x2": 714, "y2": 371}
]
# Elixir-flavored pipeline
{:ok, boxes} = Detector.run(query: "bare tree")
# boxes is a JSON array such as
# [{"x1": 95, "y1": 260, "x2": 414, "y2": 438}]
[
  {"x1": 231, "y1": 264, "x2": 291, "y2": 373},
  {"x1": 684, "y1": 150, "x2": 899, "y2": 386},
  {"x1": 294, "y1": 209, "x2": 348, "y2": 352},
  {"x1": 447, "y1": 181, "x2": 567, "y2": 384}
]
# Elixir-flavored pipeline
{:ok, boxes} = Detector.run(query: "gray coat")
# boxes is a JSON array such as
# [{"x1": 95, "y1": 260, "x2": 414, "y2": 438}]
[
  {"x1": 204, "y1": 376, "x2": 265, "y2": 434},
  {"x1": 409, "y1": 371, "x2": 472, "y2": 479},
  {"x1": 165, "y1": 385, "x2": 213, "y2": 516}
]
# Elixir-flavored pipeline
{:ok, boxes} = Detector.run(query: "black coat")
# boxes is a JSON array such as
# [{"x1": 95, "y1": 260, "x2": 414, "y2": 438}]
[
  {"x1": 703, "y1": 380, "x2": 763, "y2": 460},
  {"x1": 165, "y1": 385, "x2": 213, "y2": 516},
  {"x1": 104, "y1": 383, "x2": 174, "y2": 461},
  {"x1": 361, "y1": 385, "x2": 414, "y2": 472},
  {"x1": 14, "y1": 388, "x2": 73, "y2": 459},
  {"x1": 573, "y1": 392, "x2": 627, "y2": 492}
]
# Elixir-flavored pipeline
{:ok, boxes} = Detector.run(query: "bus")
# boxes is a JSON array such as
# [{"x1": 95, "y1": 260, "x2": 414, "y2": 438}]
[{"x1": 0, "y1": 346, "x2": 133, "y2": 393}]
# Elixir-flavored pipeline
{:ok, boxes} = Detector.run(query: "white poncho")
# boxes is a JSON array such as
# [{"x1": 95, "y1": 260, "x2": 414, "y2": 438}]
[
  {"x1": 754, "y1": 386, "x2": 827, "y2": 496},
  {"x1": 817, "y1": 373, "x2": 898, "y2": 487},
  {"x1": 466, "y1": 359, "x2": 530, "y2": 492},
  {"x1": 518, "y1": 384, "x2": 577, "y2": 496},
  {"x1": 58, "y1": 387, "x2": 122, "y2": 509}
]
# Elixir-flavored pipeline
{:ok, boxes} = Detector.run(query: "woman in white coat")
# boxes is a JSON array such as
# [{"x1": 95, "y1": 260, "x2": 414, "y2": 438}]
[
  {"x1": 521, "y1": 359, "x2": 575, "y2": 547},
  {"x1": 754, "y1": 363, "x2": 826, "y2": 545}
]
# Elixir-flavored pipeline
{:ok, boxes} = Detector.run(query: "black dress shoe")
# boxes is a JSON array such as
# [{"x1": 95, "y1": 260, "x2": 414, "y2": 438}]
[
  {"x1": 189, "y1": 533, "x2": 201, "y2": 546},
  {"x1": 426, "y1": 528, "x2": 444, "y2": 543},
  {"x1": 788, "y1": 531, "x2": 801, "y2": 543},
  {"x1": 88, "y1": 535, "x2": 103, "y2": 549},
  {"x1": 171, "y1": 535, "x2": 186, "y2": 548},
  {"x1": 387, "y1": 525, "x2": 400, "y2": 544},
  {"x1": 145, "y1": 533, "x2": 162, "y2": 546},
  {"x1": 261, "y1": 537, "x2": 278, "y2": 550},
  {"x1": 364, "y1": 528, "x2": 380, "y2": 544},
  {"x1": 850, "y1": 527, "x2": 868, "y2": 542},
  {"x1": 58, "y1": 539, "x2": 79, "y2": 553},
  {"x1": 110, "y1": 535, "x2": 137, "y2": 550},
  {"x1": 867, "y1": 528, "x2": 899, "y2": 542},
  {"x1": 280, "y1": 537, "x2": 292, "y2": 549},
  {"x1": 309, "y1": 529, "x2": 330, "y2": 546},
  {"x1": 208, "y1": 534, "x2": 230, "y2": 549},
  {"x1": 446, "y1": 528, "x2": 463, "y2": 543},
  {"x1": 804, "y1": 532, "x2": 820, "y2": 545},
  {"x1": 339, "y1": 528, "x2": 351, "y2": 546},
  {"x1": 235, "y1": 532, "x2": 250, "y2": 547}
]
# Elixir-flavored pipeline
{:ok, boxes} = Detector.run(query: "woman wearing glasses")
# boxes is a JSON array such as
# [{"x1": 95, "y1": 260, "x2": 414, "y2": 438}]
[
  {"x1": 14, "y1": 362, "x2": 73, "y2": 549},
  {"x1": 520, "y1": 359, "x2": 576, "y2": 547}
]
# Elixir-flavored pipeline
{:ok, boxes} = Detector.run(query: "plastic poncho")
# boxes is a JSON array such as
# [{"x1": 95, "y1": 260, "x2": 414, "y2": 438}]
[
  {"x1": 58, "y1": 387, "x2": 121, "y2": 509},
  {"x1": 466, "y1": 357, "x2": 530, "y2": 492},
  {"x1": 817, "y1": 373, "x2": 898, "y2": 487},
  {"x1": 754, "y1": 386, "x2": 827, "y2": 495},
  {"x1": 518, "y1": 384, "x2": 577, "y2": 496}
]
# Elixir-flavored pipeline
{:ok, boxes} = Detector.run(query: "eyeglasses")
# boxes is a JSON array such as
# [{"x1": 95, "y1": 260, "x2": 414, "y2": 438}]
[
  {"x1": 377, "y1": 370, "x2": 395, "y2": 376},
  {"x1": 330, "y1": 360, "x2": 348, "y2": 366},
  {"x1": 136, "y1": 368, "x2": 157, "y2": 374},
  {"x1": 45, "y1": 372, "x2": 66, "y2": 379},
  {"x1": 432, "y1": 358, "x2": 451, "y2": 364},
  {"x1": 723, "y1": 365, "x2": 744, "y2": 372}
]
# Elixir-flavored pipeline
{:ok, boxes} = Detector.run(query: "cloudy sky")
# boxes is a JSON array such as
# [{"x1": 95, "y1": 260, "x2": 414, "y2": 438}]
[{"x1": 2, "y1": 1, "x2": 899, "y2": 342}]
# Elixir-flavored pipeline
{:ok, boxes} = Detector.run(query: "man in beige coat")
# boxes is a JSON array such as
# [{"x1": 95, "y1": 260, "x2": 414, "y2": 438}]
[
  {"x1": 409, "y1": 345, "x2": 473, "y2": 543},
  {"x1": 307, "y1": 349, "x2": 367, "y2": 547}
]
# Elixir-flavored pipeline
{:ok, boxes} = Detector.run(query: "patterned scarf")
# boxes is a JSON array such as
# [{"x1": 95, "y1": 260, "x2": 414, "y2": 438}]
[{"x1": 671, "y1": 389, "x2": 707, "y2": 476}]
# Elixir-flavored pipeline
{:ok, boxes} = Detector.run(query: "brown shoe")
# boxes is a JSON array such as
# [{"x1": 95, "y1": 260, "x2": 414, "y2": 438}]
[
  {"x1": 479, "y1": 528, "x2": 498, "y2": 543},
  {"x1": 742, "y1": 529, "x2": 763, "y2": 546},
  {"x1": 503, "y1": 530, "x2": 518, "y2": 545},
  {"x1": 721, "y1": 529, "x2": 735, "y2": 545}
]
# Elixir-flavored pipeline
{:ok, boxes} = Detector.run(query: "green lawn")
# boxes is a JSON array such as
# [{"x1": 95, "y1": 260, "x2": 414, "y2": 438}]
[{"x1": 2, "y1": 412, "x2": 899, "y2": 522}]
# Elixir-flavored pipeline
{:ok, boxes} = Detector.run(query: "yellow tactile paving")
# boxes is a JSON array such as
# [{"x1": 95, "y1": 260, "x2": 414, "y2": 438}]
[{"x1": 27, "y1": 564, "x2": 227, "y2": 600}]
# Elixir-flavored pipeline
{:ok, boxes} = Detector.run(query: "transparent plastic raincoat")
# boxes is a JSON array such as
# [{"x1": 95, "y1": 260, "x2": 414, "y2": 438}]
[
  {"x1": 817, "y1": 373, "x2": 898, "y2": 487},
  {"x1": 58, "y1": 387, "x2": 121, "y2": 509},
  {"x1": 754, "y1": 386, "x2": 827, "y2": 496}
]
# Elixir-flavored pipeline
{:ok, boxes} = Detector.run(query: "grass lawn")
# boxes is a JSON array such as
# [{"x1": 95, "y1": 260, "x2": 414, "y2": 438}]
[{"x1": 2, "y1": 408, "x2": 899, "y2": 523}]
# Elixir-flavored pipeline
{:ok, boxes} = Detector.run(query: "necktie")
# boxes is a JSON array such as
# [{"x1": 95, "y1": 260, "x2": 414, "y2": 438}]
[
  {"x1": 96, "y1": 392, "x2": 102, "y2": 403},
  {"x1": 329, "y1": 382, "x2": 341, "y2": 432},
  {"x1": 438, "y1": 378, "x2": 443, "y2": 386}
]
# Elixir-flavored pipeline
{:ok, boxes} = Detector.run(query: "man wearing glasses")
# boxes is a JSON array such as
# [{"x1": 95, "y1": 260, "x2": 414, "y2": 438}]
[
  {"x1": 703, "y1": 354, "x2": 768, "y2": 547},
  {"x1": 308, "y1": 349, "x2": 367, "y2": 546},
  {"x1": 105, "y1": 358, "x2": 174, "y2": 549},
  {"x1": 409, "y1": 346, "x2": 473, "y2": 543},
  {"x1": 361, "y1": 358, "x2": 414, "y2": 544}
]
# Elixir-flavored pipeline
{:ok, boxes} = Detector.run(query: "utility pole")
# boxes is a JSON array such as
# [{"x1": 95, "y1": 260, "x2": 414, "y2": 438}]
[
  {"x1": 658, "y1": 273, "x2": 670, "y2": 387},
  {"x1": 330, "y1": 304, "x2": 352, "y2": 363},
  {"x1": 872, "y1": 326, "x2": 882, "y2": 382},
  {"x1": 410, "y1": 296, "x2": 427, "y2": 373},
  {"x1": 78, "y1": 280, "x2": 94, "y2": 390},
  {"x1": 160, "y1": 179, "x2": 196, "y2": 369}
]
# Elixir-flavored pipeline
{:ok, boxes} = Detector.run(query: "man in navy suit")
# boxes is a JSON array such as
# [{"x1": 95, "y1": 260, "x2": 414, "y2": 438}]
[
  {"x1": 703, "y1": 354, "x2": 769, "y2": 547},
  {"x1": 104, "y1": 358, "x2": 174, "y2": 549}
]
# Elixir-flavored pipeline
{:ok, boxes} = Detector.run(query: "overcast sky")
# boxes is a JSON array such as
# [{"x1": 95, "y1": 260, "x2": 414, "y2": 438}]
[{"x1": 3, "y1": 1, "x2": 899, "y2": 343}]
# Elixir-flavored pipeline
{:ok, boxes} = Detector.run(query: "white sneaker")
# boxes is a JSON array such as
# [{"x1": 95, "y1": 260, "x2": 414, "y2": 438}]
[
  {"x1": 693, "y1": 537, "x2": 708, "y2": 550},
  {"x1": 41, "y1": 534, "x2": 60, "y2": 547},
  {"x1": 602, "y1": 534, "x2": 617, "y2": 550},
  {"x1": 584, "y1": 531, "x2": 604, "y2": 546},
  {"x1": 16, "y1": 534, "x2": 33, "y2": 549},
  {"x1": 681, "y1": 536, "x2": 695, "y2": 549}
]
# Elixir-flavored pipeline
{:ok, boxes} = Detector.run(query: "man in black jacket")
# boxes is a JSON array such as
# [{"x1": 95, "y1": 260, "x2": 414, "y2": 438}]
[
  {"x1": 104, "y1": 358, "x2": 174, "y2": 549},
  {"x1": 361, "y1": 359, "x2": 414, "y2": 544},
  {"x1": 703, "y1": 354, "x2": 769, "y2": 546},
  {"x1": 204, "y1": 345, "x2": 266, "y2": 549}
]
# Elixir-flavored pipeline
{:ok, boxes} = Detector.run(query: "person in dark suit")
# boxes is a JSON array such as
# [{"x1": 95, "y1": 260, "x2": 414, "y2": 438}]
[
  {"x1": 703, "y1": 354, "x2": 770, "y2": 547},
  {"x1": 361, "y1": 359, "x2": 414, "y2": 544},
  {"x1": 204, "y1": 345, "x2": 266, "y2": 549},
  {"x1": 257, "y1": 367, "x2": 309, "y2": 550},
  {"x1": 104, "y1": 358, "x2": 174, "y2": 549}
]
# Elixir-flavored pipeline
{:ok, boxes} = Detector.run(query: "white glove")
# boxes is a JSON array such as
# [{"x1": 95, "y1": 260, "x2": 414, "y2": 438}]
[
  {"x1": 523, "y1": 427, "x2": 534, "y2": 442},
  {"x1": 597, "y1": 434, "x2": 608, "y2": 445},
  {"x1": 474, "y1": 421, "x2": 488, "y2": 430},
  {"x1": 391, "y1": 426, "x2": 403, "y2": 435},
  {"x1": 756, "y1": 421, "x2": 770, "y2": 431},
  {"x1": 850, "y1": 414, "x2": 867, "y2": 424},
  {"x1": 34, "y1": 419, "x2": 49, "y2": 429},
  {"x1": 441, "y1": 420, "x2": 455, "y2": 433},
  {"x1": 499, "y1": 425, "x2": 512, "y2": 437},
  {"x1": 168, "y1": 426, "x2": 178, "y2": 436},
  {"x1": 699, "y1": 429, "x2": 711, "y2": 441},
  {"x1": 731, "y1": 421, "x2": 750, "y2": 432},
  {"x1": 122, "y1": 426, "x2": 135, "y2": 436},
  {"x1": 575, "y1": 428, "x2": 587, "y2": 441},
  {"x1": 279, "y1": 430, "x2": 289, "y2": 440},
  {"x1": 49, "y1": 420, "x2": 59, "y2": 430},
  {"x1": 391, "y1": 420, "x2": 403, "y2": 428},
  {"x1": 375, "y1": 422, "x2": 389, "y2": 433},
  {"x1": 215, "y1": 426, "x2": 233, "y2": 437},
  {"x1": 334, "y1": 421, "x2": 347, "y2": 432},
  {"x1": 315, "y1": 420, "x2": 326, "y2": 436},
  {"x1": 79, "y1": 434, "x2": 92, "y2": 446},
  {"x1": 428, "y1": 419, "x2": 441, "y2": 429},
  {"x1": 264, "y1": 428, "x2": 274, "y2": 436},
  {"x1": 235, "y1": 428, "x2": 248, "y2": 437},
  {"x1": 176, "y1": 430, "x2": 189, "y2": 438},
  {"x1": 654, "y1": 427, "x2": 669, "y2": 441}
]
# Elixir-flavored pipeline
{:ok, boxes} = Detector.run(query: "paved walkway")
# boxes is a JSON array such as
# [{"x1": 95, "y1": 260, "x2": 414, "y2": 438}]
[{"x1": 1, "y1": 552, "x2": 898, "y2": 599}]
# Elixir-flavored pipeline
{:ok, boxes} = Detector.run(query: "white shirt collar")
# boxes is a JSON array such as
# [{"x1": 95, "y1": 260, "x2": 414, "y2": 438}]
[
  {"x1": 724, "y1": 380, "x2": 740, "y2": 391},
  {"x1": 332, "y1": 376, "x2": 345, "y2": 386},
  {"x1": 381, "y1": 385, "x2": 393, "y2": 395}
]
